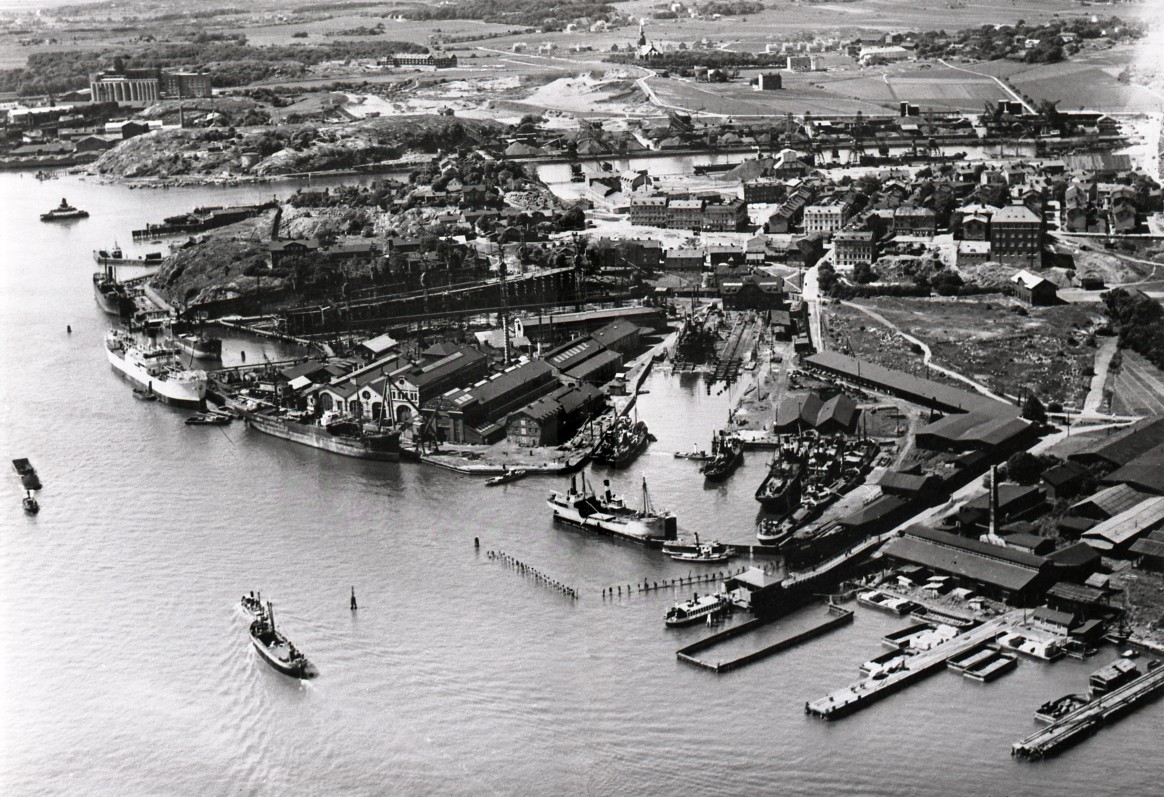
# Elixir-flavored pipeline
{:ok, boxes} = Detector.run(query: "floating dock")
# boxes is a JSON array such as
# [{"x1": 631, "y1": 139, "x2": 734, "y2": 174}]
[
  {"x1": 805, "y1": 618, "x2": 1012, "y2": 720},
  {"x1": 1012, "y1": 663, "x2": 1164, "y2": 759},
  {"x1": 678, "y1": 604, "x2": 854, "y2": 674}
]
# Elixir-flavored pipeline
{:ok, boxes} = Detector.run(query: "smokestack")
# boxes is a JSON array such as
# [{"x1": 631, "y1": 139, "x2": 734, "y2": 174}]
[{"x1": 989, "y1": 465, "x2": 999, "y2": 537}]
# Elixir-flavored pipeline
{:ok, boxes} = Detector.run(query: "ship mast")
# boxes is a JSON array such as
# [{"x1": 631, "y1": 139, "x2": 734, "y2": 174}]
[{"x1": 641, "y1": 476, "x2": 653, "y2": 516}]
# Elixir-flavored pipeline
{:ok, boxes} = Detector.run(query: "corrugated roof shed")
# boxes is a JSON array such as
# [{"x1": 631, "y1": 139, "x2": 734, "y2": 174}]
[
  {"x1": 565, "y1": 349, "x2": 622, "y2": 382},
  {"x1": 1070, "y1": 418, "x2": 1164, "y2": 468},
  {"x1": 1081, "y1": 495, "x2": 1164, "y2": 551},
  {"x1": 882, "y1": 531, "x2": 1044, "y2": 592},
  {"x1": 1102, "y1": 442, "x2": 1164, "y2": 495},
  {"x1": 804, "y1": 351, "x2": 1017, "y2": 418},
  {"x1": 1069, "y1": 483, "x2": 1150, "y2": 519}
]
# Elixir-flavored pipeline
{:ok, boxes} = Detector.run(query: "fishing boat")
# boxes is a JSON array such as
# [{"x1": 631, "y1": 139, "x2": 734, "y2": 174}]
[
  {"x1": 185, "y1": 412, "x2": 231, "y2": 426},
  {"x1": 669, "y1": 544, "x2": 733, "y2": 564},
  {"x1": 754, "y1": 458, "x2": 804, "y2": 513},
  {"x1": 249, "y1": 601, "x2": 316, "y2": 679},
  {"x1": 40, "y1": 197, "x2": 89, "y2": 221},
  {"x1": 174, "y1": 332, "x2": 223, "y2": 361},
  {"x1": 92, "y1": 270, "x2": 137, "y2": 317},
  {"x1": 548, "y1": 473, "x2": 677, "y2": 543},
  {"x1": 673, "y1": 446, "x2": 712, "y2": 461},
  {"x1": 106, "y1": 329, "x2": 207, "y2": 409},
  {"x1": 486, "y1": 468, "x2": 527, "y2": 486},
  {"x1": 593, "y1": 416, "x2": 650, "y2": 469},
  {"x1": 12, "y1": 458, "x2": 42, "y2": 491},
  {"x1": 665, "y1": 592, "x2": 728, "y2": 627},
  {"x1": 22, "y1": 491, "x2": 40, "y2": 514},
  {"x1": 701, "y1": 433, "x2": 743, "y2": 482}
]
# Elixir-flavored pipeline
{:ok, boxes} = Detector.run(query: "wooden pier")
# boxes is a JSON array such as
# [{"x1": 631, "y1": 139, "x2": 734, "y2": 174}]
[
  {"x1": 679, "y1": 604, "x2": 854, "y2": 674},
  {"x1": 805, "y1": 617, "x2": 1014, "y2": 720},
  {"x1": 1011, "y1": 664, "x2": 1164, "y2": 760}
]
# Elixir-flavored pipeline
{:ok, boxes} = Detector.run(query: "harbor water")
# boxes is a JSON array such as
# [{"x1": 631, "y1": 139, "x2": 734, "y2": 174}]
[{"x1": 1, "y1": 172, "x2": 1160, "y2": 795}]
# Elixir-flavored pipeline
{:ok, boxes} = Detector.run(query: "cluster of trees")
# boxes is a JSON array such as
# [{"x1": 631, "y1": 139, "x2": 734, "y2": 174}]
[
  {"x1": 699, "y1": 1, "x2": 765, "y2": 15},
  {"x1": 909, "y1": 17, "x2": 1143, "y2": 64},
  {"x1": 608, "y1": 49, "x2": 785, "y2": 69},
  {"x1": 1102, "y1": 288, "x2": 1164, "y2": 370},
  {"x1": 403, "y1": 0, "x2": 618, "y2": 27},
  {"x1": 0, "y1": 39, "x2": 429, "y2": 96}
]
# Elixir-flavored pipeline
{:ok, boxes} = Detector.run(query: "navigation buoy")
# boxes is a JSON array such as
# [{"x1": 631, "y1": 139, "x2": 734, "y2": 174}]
[
  {"x1": 474, "y1": 536, "x2": 480, "y2": 549},
  {"x1": 66, "y1": 325, "x2": 72, "y2": 334},
  {"x1": 350, "y1": 586, "x2": 358, "y2": 611}
]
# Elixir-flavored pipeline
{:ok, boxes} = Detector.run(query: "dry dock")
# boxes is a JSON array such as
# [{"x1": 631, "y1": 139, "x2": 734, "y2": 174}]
[
  {"x1": 1011, "y1": 664, "x2": 1164, "y2": 760},
  {"x1": 805, "y1": 616, "x2": 1015, "y2": 720}
]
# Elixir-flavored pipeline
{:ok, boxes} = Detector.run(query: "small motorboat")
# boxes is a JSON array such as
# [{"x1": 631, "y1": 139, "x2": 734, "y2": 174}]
[
  {"x1": 486, "y1": 468, "x2": 527, "y2": 486},
  {"x1": 674, "y1": 448, "x2": 712, "y2": 461},
  {"x1": 186, "y1": 413, "x2": 231, "y2": 426},
  {"x1": 22, "y1": 491, "x2": 39, "y2": 514},
  {"x1": 132, "y1": 388, "x2": 158, "y2": 402}
]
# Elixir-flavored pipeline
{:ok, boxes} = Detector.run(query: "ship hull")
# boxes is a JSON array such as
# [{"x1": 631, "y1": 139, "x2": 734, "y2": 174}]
[
  {"x1": 106, "y1": 347, "x2": 206, "y2": 409},
  {"x1": 175, "y1": 335, "x2": 223, "y2": 360},
  {"x1": 250, "y1": 634, "x2": 313, "y2": 678},
  {"x1": 548, "y1": 500, "x2": 674, "y2": 544},
  {"x1": 246, "y1": 412, "x2": 400, "y2": 462}
]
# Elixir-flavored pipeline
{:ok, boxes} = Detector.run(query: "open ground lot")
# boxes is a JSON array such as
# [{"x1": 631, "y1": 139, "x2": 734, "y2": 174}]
[{"x1": 827, "y1": 296, "x2": 1105, "y2": 408}]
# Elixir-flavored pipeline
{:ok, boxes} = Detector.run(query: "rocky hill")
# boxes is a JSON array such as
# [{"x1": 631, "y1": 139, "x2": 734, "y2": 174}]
[{"x1": 90, "y1": 115, "x2": 506, "y2": 181}]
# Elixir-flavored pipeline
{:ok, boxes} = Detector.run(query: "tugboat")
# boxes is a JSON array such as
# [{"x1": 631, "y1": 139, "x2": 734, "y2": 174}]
[
  {"x1": 701, "y1": 433, "x2": 743, "y2": 482},
  {"x1": 40, "y1": 197, "x2": 89, "y2": 222},
  {"x1": 485, "y1": 467, "x2": 527, "y2": 486},
  {"x1": 249, "y1": 601, "x2": 317, "y2": 679},
  {"x1": 669, "y1": 543, "x2": 733, "y2": 564},
  {"x1": 22, "y1": 490, "x2": 40, "y2": 515},
  {"x1": 662, "y1": 532, "x2": 728, "y2": 557},
  {"x1": 665, "y1": 592, "x2": 728, "y2": 627}
]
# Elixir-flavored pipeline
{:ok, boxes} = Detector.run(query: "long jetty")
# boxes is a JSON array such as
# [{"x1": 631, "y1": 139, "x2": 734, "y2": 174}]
[
  {"x1": 1011, "y1": 664, "x2": 1164, "y2": 760},
  {"x1": 679, "y1": 604, "x2": 854, "y2": 674},
  {"x1": 805, "y1": 616, "x2": 1014, "y2": 720}
]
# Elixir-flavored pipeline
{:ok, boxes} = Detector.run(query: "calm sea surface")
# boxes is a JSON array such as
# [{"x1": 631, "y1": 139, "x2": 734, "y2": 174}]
[{"x1": 1, "y1": 171, "x2": 1160, "y2": 795}]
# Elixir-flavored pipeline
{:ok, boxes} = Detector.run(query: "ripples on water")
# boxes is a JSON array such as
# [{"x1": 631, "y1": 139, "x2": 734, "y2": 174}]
[{"x1": 1, "y1": 174, "x2": 1161, "y2": 795}]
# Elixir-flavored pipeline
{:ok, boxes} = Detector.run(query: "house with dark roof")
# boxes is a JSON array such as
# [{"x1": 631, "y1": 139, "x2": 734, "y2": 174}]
[
  {"x1": 720, "y1": 273, "x2": 786, "y2": 310},
  {"x1": 948, "y1": 484, "x2": 1047, "y2": 532},
  {"x1": 507, "y1": 383, "x2": 603, "y2": 447},
  {"x1": 589, "y1": 319, "x2": 642, "y2": 356}
]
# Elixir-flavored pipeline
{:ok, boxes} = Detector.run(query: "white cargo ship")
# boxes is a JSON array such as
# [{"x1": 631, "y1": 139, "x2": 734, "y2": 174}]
[{"x1": 105, "y1": 329, "x2": 207, "y2": 409}]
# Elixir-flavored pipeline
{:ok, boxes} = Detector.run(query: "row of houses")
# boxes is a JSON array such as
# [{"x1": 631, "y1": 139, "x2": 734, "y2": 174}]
[{"x1": 628, "y1": 194, "x2": 748, "y2": 231}]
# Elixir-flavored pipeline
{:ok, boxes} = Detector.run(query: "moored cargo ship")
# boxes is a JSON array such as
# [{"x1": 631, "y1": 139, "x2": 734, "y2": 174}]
[
  {"x1": 243, "y1": 409, "x2": 401, "y2": 461},
  {"x1": 92, "y1": 270, "x2": 136, "y2": 317},
  {"x1": 701, "y1": 433, "x2": 743, "y2": 482},
  {"x1": 105, "y1": 329, "x2": 207, "y2": 409}
]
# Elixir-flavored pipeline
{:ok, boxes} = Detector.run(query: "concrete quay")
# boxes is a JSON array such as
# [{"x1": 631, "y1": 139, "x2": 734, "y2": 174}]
[{"x1": 805, "y1": 614, "x2": 1018, "y2": 720}]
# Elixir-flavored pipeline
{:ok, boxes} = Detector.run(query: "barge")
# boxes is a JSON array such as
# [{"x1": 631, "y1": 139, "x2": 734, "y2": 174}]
[{"x1": 244, "y1": 409, "x2": 401, "y2": 461}]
